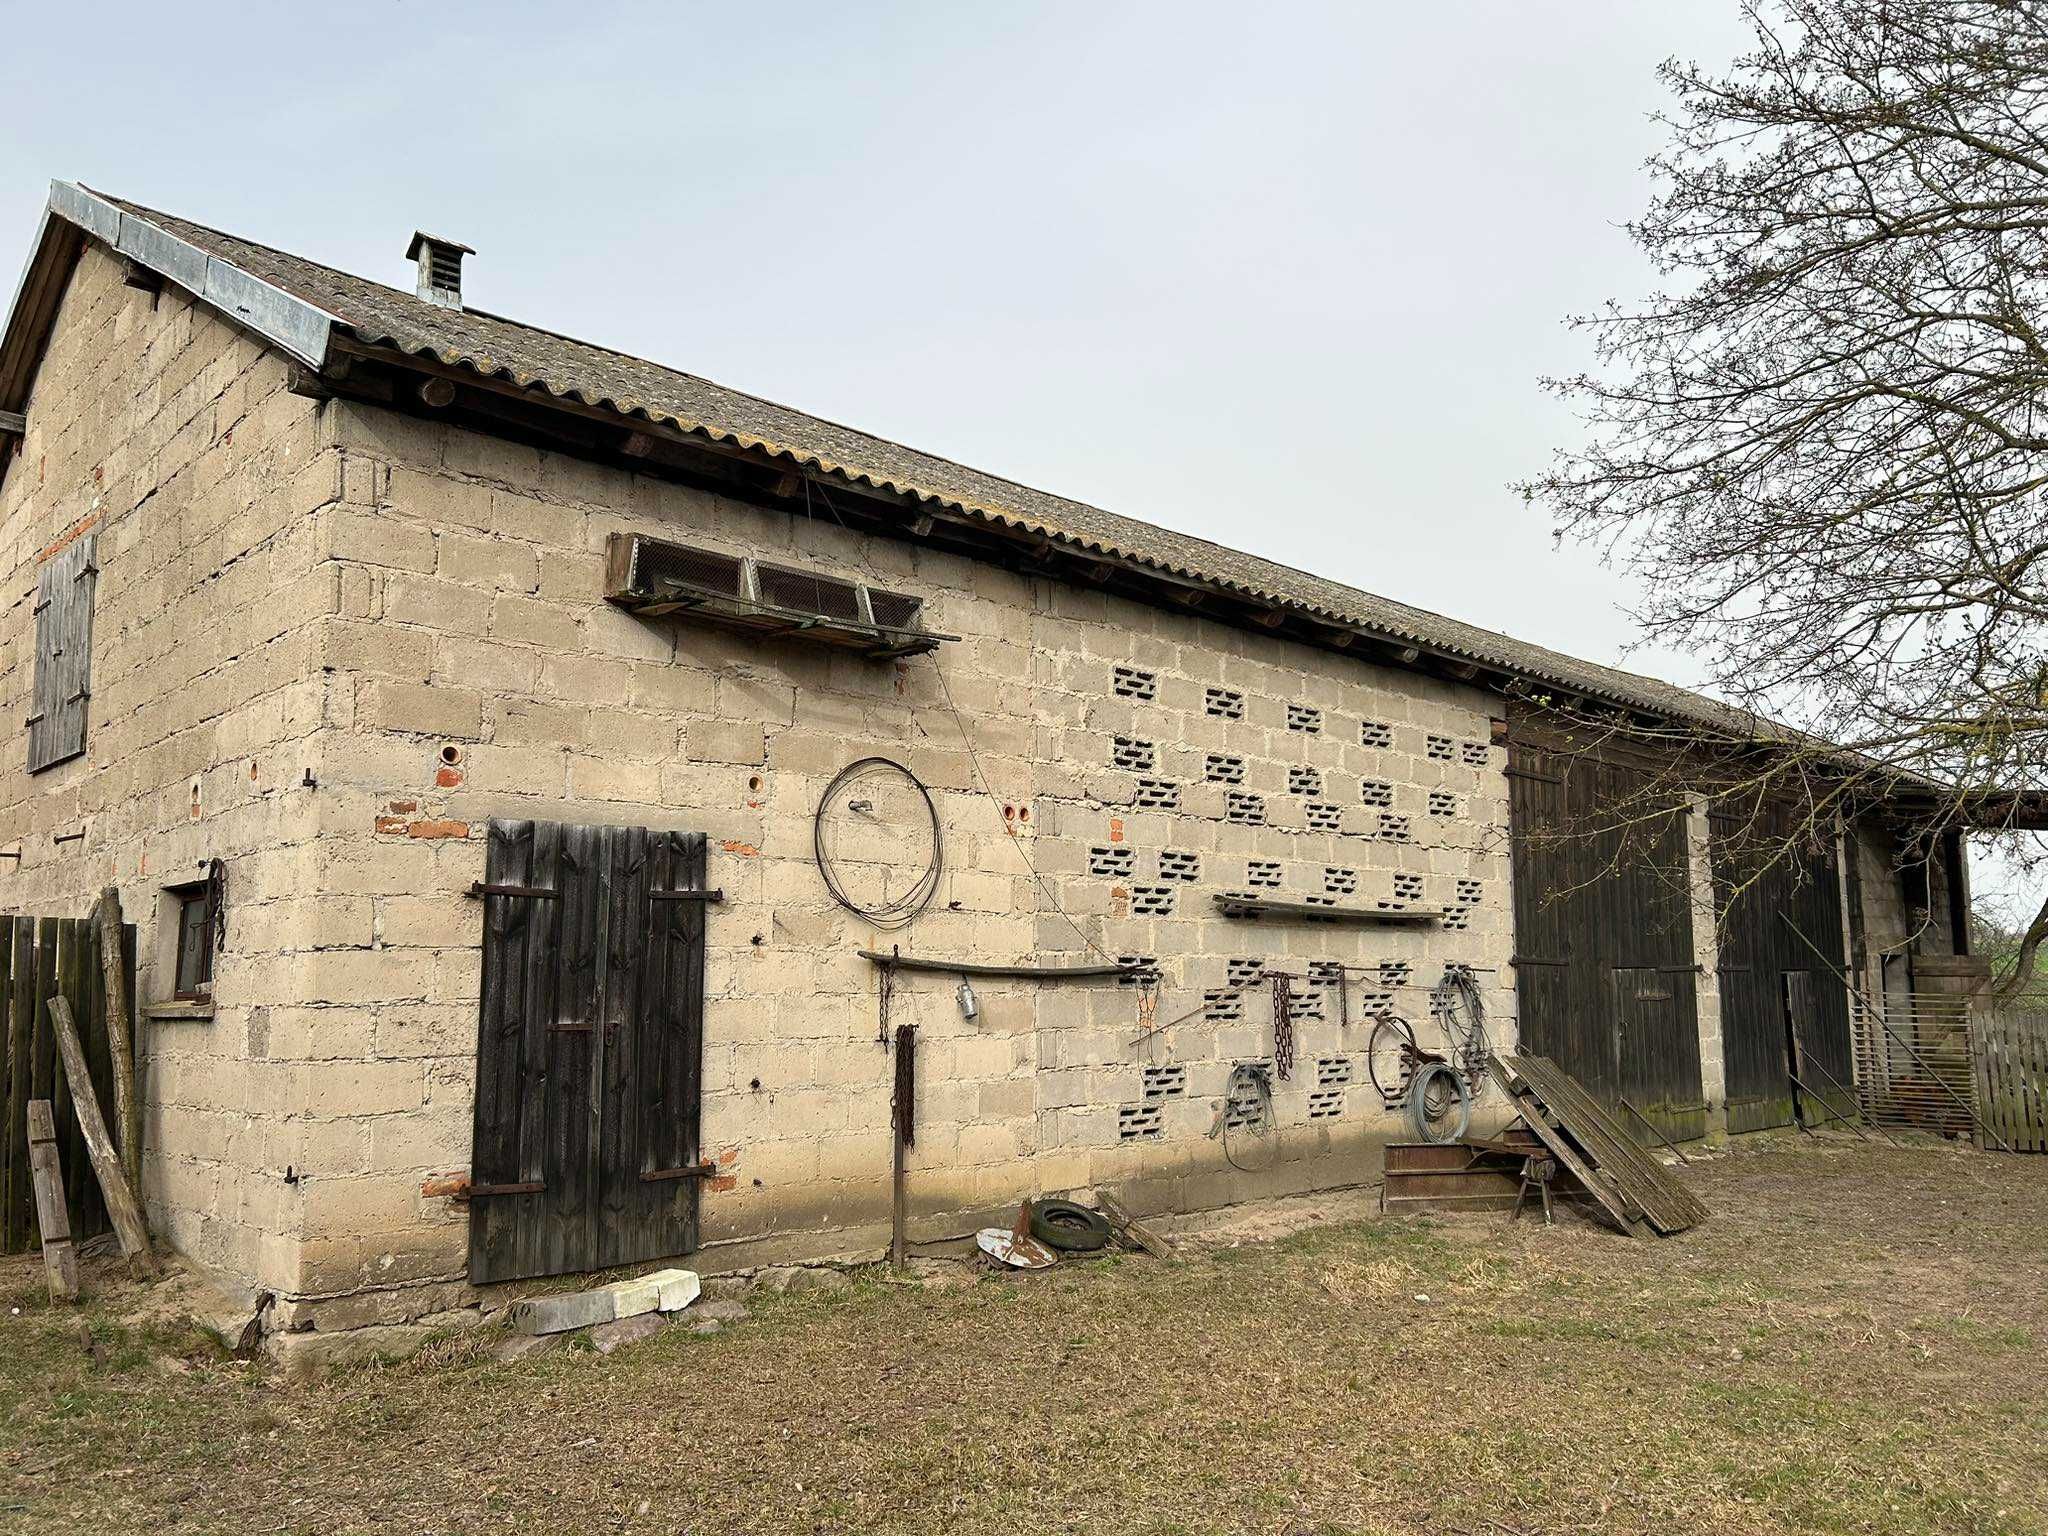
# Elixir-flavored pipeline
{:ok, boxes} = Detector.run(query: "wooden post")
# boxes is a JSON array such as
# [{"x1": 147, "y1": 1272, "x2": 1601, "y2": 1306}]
[
  {"x1": 6, "y1": 920, "x2": 33, "y2": 1252},
  {"x1": 93, "y1": 888, "x2": 140, "y2": 1193},
  {"x1": 890, "y1": 1023, "x2": 915, "y2": 1269},
  {"x1": 47, "y1": 997, "x2": 157, "y2": 1278},
  {"x1": 1097, "y1": 1191, "x2": 1174, "y2": 1260},
  {"x1": 26, "y1": 1100, "x2": 77, "y2": 1301}
]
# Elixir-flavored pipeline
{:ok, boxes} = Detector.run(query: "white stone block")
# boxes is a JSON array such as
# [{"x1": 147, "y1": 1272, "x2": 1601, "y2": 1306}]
[{"x1": 605, "y1": 1267, "x2": 701, "y2": 1316}]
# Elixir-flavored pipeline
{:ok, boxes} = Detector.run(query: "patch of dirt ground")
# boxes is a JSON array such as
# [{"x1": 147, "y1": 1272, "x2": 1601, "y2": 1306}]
[{"x1": 2, "y1": 1137, "x2": 2045, "y2": 1535}]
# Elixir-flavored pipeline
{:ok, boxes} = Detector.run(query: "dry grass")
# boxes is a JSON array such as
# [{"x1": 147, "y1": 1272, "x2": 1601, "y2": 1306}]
[{"x1": 2, "y1": 1137, "x2": 2045, "y2": 1535}]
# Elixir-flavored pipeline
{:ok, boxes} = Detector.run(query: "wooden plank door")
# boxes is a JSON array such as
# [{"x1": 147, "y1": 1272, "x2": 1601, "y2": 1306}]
[
  {"x1": 599, "y1": 830, "x2": 706, "y2": 1268},
  {"x1": 1710, "y1": 806, "x2": 1854, "y2": 1133},
  {"x1": 469, "y1": 819, "x2": 708, "y2": 1285},
  {"x1": 1610, "y1": 967, "x2": 1666, "y2": 1105},
  {"x1": 1506, "y1": 714, "x2": 1705, "y2": 1137}
]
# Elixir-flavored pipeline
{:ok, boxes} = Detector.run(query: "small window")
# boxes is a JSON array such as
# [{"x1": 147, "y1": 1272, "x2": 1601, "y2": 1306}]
[{"x1": 167, "y1": 870, "x2": 221, "y2": 999}]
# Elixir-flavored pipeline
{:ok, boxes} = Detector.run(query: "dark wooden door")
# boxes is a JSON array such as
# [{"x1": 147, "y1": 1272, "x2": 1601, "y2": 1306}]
[
  {"x1": 1710, "y1": 808, "x2": 1853, "y2": 1133},
  {"x1": 1613, "y1": 967, "x2": 1683, "y2": 1117},
  {"x1": 469, "y1": 819, "x2": 709, "y2": 1285},
  {"x1": 1507, "y1": 713, "x2": 1707, "y2": 1141}
]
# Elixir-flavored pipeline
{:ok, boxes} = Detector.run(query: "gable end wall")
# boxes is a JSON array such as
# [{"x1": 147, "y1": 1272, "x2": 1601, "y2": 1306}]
[{"x1": 0, "y1": 242, "x2": 340, "y2": 1296}]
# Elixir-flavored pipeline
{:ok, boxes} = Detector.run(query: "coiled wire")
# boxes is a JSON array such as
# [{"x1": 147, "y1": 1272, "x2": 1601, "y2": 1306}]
[{"x1": 814, "y1": 757, "x2": 942, "y2": 929}]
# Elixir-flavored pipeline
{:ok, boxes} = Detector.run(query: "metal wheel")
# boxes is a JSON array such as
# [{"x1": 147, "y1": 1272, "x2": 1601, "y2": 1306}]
[{"x1": 1367, "y1": 1015, "x2": 1421, "y2": 1106}]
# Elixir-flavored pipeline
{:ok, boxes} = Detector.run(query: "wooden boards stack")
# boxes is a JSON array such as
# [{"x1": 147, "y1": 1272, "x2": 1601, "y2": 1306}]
[{"x1": 1490, "y1": 1055, "x2": 1708, "y2": 1237}]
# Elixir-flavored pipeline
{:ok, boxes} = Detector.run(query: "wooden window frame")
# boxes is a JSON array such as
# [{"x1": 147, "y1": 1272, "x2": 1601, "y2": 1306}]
[{"x1": 165, "y1": 876, "x2": 218, "y2": 1001}]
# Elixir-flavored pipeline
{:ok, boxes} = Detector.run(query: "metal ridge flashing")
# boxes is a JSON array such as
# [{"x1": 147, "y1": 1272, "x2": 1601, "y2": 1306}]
[
  {"x1": 55, "y1": 182, "x2": 336, "y2": 368},
  {"x1": 0, "y1": 183, "x2": 339, "y2": 493}
]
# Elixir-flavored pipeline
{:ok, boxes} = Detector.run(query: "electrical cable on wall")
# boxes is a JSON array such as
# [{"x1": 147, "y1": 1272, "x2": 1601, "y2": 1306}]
[
  {"x1": 920, "y1": 650, "x2": 1121, "y2": 967},
  {"x1": 1407, "y1": 1062, "x2": 1470, "y2": 1143},
  {"x1": 1429, "y1": 962, "x2": 1493, "y2": 1090}
]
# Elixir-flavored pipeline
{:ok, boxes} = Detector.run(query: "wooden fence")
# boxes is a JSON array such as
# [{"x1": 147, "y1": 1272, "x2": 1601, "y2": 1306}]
[
  {"x1": 1975, "y1": 1010, "x2": 2048, "y2": 1154},
  {"x1": 0, "y1": 914, "x2": 137, "y2": 1254}
]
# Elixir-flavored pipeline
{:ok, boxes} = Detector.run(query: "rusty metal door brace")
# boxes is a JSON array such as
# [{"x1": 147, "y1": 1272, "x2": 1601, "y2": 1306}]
[
  {"x1": 640, "y1": 1162, "x2": 719, "y2": 1182},
  {"x1": 469, "y1": 1180, "x2": 546, "y2": 1197}
]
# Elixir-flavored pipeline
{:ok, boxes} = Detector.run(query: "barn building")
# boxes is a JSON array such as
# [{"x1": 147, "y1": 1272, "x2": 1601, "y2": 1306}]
[{"x1": 0, "y1": 184, "x2": 1988, "y2": 1362}]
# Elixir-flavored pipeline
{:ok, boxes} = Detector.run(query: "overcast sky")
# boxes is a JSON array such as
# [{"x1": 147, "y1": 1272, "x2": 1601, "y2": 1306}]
[{"x1": 0, "y1": 0, "x2": 1763, "y2": 687}]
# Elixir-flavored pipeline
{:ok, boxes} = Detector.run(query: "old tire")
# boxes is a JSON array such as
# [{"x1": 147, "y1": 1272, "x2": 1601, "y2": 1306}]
[{"x1": 1029, "y1": 1199, "x2": 1113, "y2": 1253}]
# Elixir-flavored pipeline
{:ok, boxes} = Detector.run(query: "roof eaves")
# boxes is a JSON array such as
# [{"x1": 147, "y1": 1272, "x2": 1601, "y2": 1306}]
[
  {"x1": 0, "y1": 198, "x2": 79, "y2": 414},
  {"x1": 337, "y1": 321, "x2": 1740, "y2": 728},
  {"x1": 339, "y1": 318, "x2": 1783, "y2": 738}
]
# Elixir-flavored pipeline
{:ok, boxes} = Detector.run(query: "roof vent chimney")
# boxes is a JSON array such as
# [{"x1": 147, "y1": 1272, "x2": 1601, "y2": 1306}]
[{"x1": 406, "y1": 231, "x2": 473, "y2": 310}]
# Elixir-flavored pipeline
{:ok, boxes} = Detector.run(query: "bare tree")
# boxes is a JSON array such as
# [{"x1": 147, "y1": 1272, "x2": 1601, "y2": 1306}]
[{"x1": 1520, "y1": 0, "x2": 2048, "y2": 987}]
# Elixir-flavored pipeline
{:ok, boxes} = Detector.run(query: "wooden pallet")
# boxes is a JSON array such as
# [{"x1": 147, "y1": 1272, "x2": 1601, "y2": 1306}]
[{"x1": 1490, "y1": 1055, "x2": 1707, "y2": 1237}]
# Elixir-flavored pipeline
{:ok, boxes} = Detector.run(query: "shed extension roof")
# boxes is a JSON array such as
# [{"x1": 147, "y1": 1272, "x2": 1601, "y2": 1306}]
[{"x1": 0, "y1": 182, "x2": 1805, "y2": 748}]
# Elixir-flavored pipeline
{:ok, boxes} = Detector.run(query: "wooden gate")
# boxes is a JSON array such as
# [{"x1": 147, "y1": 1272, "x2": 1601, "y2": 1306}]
[
  {"x1": 1507, "y1": 718, "x2": 1707, "y2": 1141},
  {"x1": 468, "y1": 820, "x2": 710, "y2": 1285},
  {"x1": 1, "y1": 914, "x2": 137, "y2": 1253},
  {"x1": 1709, "y1": 809, "x2": 1853, "y2": 1133}
]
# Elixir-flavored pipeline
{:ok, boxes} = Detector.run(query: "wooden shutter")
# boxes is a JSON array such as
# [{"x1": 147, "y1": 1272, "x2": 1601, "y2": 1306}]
[{"x1": 27, "y1": 534, "x2": 97, "y2": 773}]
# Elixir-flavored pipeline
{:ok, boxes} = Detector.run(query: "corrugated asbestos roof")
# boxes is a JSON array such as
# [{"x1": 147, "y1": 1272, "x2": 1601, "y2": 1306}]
[{"x1": 89, "y1": 192, "x2": 1769, "y2": 737}]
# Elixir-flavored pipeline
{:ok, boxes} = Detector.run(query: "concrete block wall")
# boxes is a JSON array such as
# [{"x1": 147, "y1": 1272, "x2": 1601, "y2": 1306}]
[
  {"x1": 0, "y1": 248, "x2": 1523, "y2": 1329},
  {"x1": 1015, "y1": 582, "x2": 1518, "y2": 1210},
  {"x1": 275, "y1": 394, "x2": 1519, "y2": 1326},
  {"x1": 0, "y1": 245, "x2": 339, "y2": 1294},
  {"x1": 1684, "y1": 797, "x2": 1728, "y2": 1133},
  {"x1": 289, "y1": 403, "x2": 1049, "y2": 1303}
]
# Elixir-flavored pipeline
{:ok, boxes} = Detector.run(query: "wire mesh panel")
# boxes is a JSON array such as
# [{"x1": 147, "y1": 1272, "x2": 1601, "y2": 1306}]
[
  {"x1": 1849, "y1": 996, "x2": 1978, "y2": 1140},
  {"x1": 632, "y1": 541, "x2": 745, "y2": 602},
  {"x1": 604, "y1": 534, "x2": 949, "y2": 657},
  {"x1": 754, "y1": 561, "x2": 864, "y2": 622},
  {"x1": 866, "y1": 588, "x2": 925, "y2": 632}
]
